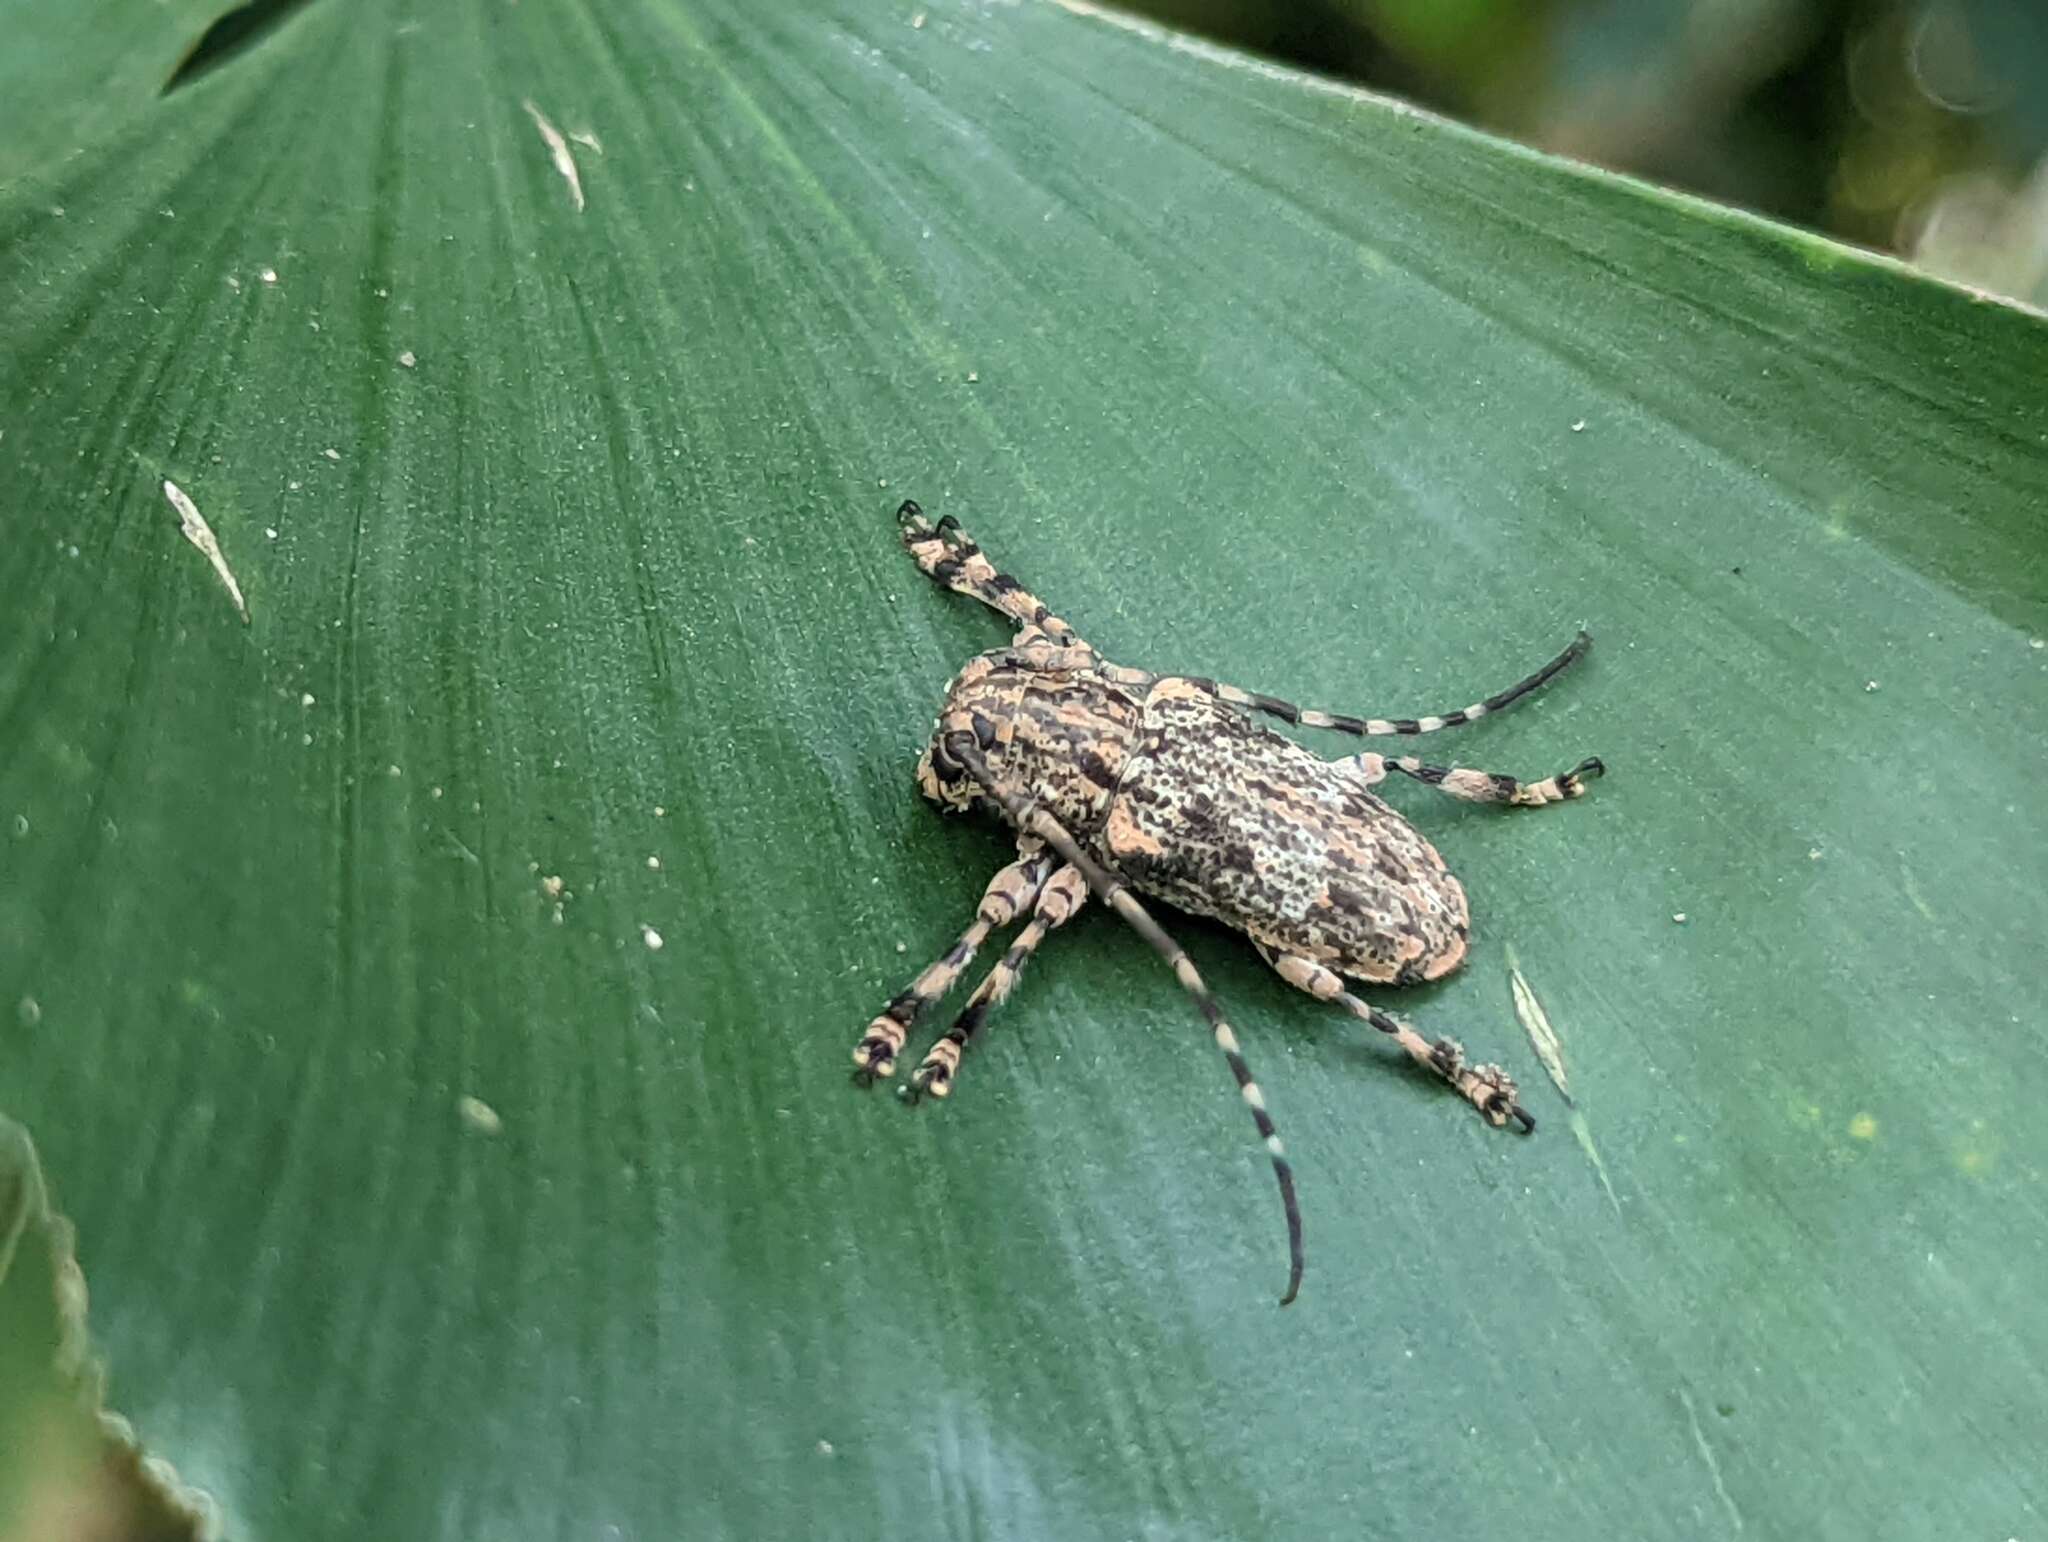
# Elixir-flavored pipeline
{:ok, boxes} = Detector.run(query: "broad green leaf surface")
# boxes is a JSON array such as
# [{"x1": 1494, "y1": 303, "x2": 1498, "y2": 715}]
[
  {"x1": 3, "y1": 2, "x2": 2044, "y2": 1538},
  {"x1": 0, "y1": 0, "x2": 223, "y2": 182}
]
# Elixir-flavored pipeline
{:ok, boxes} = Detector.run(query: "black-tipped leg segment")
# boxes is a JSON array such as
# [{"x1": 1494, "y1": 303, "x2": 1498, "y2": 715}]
[
  {"x1": 852, "y1": 839, "x2": 1054, "y2": 1084},
  {"x1": 904, "y1": 864, "x2": 1089, "y2": 1103}
]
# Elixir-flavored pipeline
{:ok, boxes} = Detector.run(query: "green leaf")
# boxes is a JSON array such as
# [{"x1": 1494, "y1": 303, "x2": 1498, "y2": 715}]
[{"x1": 3, "y1": 1, "x2": 2043, "y2": 1537}]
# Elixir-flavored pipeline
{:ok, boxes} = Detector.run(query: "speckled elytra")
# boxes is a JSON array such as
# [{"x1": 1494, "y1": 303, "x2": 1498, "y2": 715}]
[{"x1": 855, "y1": 501, "x2": 1605, "y2": 1304}]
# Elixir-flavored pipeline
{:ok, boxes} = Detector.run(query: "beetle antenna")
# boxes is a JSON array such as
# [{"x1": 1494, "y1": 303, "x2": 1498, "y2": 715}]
[{"x1": 943, "y1": 731, "x2": 1304, "y2": 1305}]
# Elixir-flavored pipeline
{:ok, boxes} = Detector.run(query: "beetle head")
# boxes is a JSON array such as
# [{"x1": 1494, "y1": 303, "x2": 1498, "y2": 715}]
[{"x1": 916, "y1": 655, "x2": 1019, "y2": 814}]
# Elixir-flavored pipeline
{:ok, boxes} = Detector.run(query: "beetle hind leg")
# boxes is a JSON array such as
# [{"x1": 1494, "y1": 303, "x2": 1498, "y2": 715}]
[
  {"x1": 1342, "y1": 751, "x2": 1605, "y2": 808},
  {"x1": 904, "y1": 864, "x2": 1088, "y2": 1102},
  {"x1": 1390, "y1": 753, "x2": 1604, "y2": 807},
  {"x1": 1257, "y1": 945, "x2": 1536, "y2": 1132}
]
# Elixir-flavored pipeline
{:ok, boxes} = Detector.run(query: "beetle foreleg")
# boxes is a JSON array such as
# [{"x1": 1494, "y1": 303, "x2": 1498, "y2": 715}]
[{"x1": 853, "y1": 838, "x2": 1054, "y2": 1083}]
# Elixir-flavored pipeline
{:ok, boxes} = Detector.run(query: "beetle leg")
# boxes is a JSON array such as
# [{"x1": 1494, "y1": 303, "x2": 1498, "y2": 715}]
[
  {"x1": 1374, "y1": 753, "x2": 1606, "y2": 807},
  {"x1": 1182, "y1": 631, "x2": 1591, "y2": 738},
  {"x1": 852, "y1": 839, "x2": 1054, "y2": 1083},
  {"x1": 895, "y1": 500, "x2": 1086, "y2": 648},
  {"x1": 905, "y1": 864, "x2": 1089, "y2": 1102},
  {"x1": 1255, "y1": 945, "x2": 1537, "y2": 1133}
]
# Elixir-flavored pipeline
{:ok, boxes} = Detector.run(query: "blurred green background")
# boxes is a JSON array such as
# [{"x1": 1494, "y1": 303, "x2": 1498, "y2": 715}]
[{"x1": 1124, "y1": 0, "x2": 2048, "y2": 306}]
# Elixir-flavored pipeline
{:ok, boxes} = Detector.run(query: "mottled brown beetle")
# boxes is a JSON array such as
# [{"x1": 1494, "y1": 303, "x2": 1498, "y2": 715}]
[{"x1": 856, "y1": 501, "x2": 1605, "y2": 1304}]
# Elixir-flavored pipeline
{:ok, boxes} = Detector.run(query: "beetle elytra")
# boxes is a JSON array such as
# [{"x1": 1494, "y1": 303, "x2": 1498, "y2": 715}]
[{"x1": 855, "y1": 501, "x2": 1605, "y2": 1304}]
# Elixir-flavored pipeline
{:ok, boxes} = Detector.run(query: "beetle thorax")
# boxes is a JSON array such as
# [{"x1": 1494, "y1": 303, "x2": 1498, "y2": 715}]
[{"x1": 918, "y1": 652, "x2": 1145, "y2": 838}]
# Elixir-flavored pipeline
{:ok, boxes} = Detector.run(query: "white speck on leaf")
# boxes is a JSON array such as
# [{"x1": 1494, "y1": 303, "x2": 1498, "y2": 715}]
[
  {"x1": 398, "y1": 350, "x2": 417, "y2": 368},
  {"x1": 457, "y1": 1095, "x2": 503, "y2": 1135},
  {"x1": 641, "y1": 925, "x2": 665, "y2": 950}
]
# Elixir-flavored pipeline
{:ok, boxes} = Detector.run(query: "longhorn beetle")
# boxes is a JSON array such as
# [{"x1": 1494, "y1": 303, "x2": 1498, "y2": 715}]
[{"x1": 855, "y1": 501, "x2": 1605, "y2": 1304}]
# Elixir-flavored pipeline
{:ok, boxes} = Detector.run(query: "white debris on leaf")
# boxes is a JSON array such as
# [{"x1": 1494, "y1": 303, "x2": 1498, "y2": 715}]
[
  {"x1": 1505, "y1": 946, "x2": 1571, "y2": 1103},
  {"x1": 162, "y1": 479, "x2": 249, "y2": 624},
  {"x1": 522, "y1": 99, "x2": 586, "y2": 212}
]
